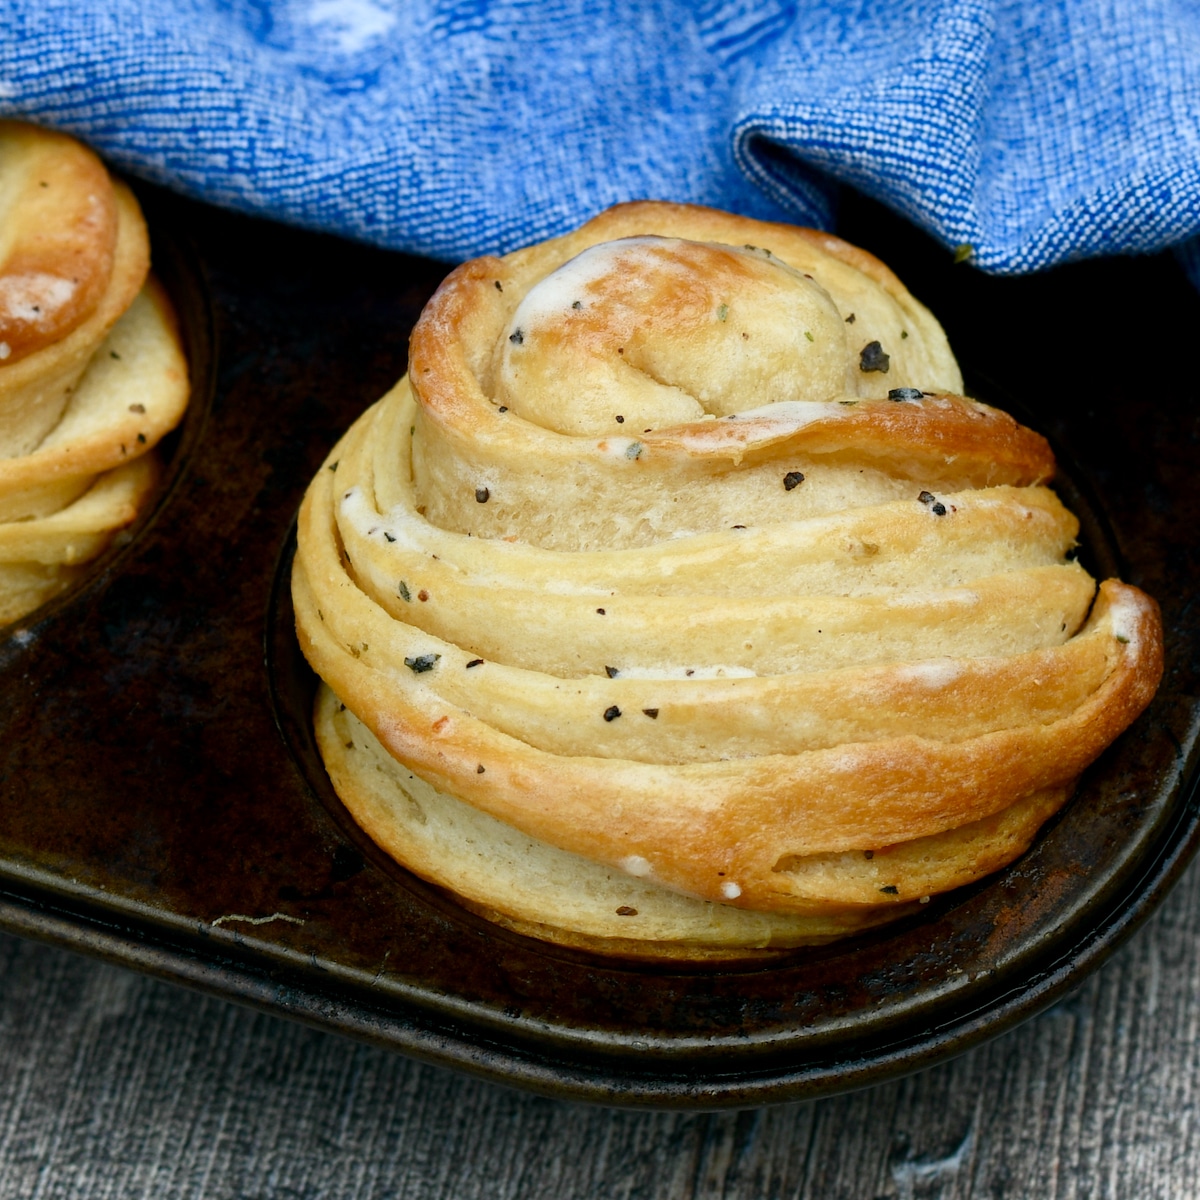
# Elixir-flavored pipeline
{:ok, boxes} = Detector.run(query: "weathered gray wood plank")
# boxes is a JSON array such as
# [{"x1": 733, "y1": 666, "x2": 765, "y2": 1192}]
[{"x1": 1, "y1": 854, "x2": 1198, "y2": 1199}]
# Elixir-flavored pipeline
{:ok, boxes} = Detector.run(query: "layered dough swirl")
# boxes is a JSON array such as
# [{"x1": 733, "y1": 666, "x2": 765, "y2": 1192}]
[
  {"x1": 0, "y1": 122, "x2": 189, "y2": 626},
  {"x1": 293, "y1": 202, "x2": 1162, "y2": 959}
]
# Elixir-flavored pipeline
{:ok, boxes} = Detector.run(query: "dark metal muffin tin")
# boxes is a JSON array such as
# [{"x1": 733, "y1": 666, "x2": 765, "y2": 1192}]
[{"x1": 0, "y1": 185, "x2": 1196, "y2": 1110}]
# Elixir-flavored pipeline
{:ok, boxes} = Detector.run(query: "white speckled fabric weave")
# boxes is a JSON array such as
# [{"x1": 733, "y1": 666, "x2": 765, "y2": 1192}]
[{"x1": 1, "y1": 0, "x2": 1198, "y2": 281}]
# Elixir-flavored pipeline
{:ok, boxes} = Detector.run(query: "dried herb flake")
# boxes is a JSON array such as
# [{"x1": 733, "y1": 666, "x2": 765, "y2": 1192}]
[
  {"x1": 859, "y1": 341, "x2": 890, "y2": 373},
  {"x1": 404, "y1": 653, "x2": 440, "y2": 673}
]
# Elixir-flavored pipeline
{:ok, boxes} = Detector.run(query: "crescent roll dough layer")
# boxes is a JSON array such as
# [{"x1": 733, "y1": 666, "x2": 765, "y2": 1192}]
[{"x1": 294, "y1": 202, "x2": 1162, "y2": 957}]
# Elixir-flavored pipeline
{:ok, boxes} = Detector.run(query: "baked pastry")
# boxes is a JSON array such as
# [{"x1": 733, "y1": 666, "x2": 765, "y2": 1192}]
[
  {"x1": 293, "y1": 202, "x2": 1162, "y2": 960},
  {"x1": 0, "y1": 122, "x2": 189, "y2": 626}
]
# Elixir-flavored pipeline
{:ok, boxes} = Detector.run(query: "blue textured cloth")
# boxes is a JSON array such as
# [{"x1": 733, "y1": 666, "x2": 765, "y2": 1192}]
[{"x1": 2, "y1": 0, "x2": 1199, "y2": 284}]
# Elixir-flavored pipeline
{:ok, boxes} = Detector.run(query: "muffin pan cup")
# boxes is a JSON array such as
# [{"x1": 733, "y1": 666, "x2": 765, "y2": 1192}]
[{"x1": 0, "y1": 185, "x2": 1197, "y2": 1110}]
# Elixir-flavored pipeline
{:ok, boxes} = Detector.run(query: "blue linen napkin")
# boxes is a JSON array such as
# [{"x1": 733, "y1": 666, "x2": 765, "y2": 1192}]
[{"x1": 2, "y1": 0, "x2": 1199, "y2": 284}]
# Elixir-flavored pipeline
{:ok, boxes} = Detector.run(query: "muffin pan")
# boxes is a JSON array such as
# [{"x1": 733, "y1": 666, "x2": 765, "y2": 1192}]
[{"x1": 0, "y1": 184, "x2": 1197, "y2": 1109}]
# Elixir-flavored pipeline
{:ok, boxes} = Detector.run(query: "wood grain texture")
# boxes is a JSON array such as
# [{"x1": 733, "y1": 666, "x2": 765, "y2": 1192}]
[{"x1": 0, "y1": 851, "x2": 1197, "y2": 1199}]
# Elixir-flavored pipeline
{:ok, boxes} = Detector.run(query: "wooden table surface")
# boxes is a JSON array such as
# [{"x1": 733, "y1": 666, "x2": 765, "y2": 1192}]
[
  {"x1": 0, "y1": 852, "x2": 1197, "y2": 1197},
  {"x1": 2, "y1": 192, "x2": 1199, "y2": 1197}
]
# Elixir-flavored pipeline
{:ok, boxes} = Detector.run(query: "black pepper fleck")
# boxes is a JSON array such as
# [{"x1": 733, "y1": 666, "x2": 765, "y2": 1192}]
[
  {"x1": 476, "y1": 764, "x2": 486, "y2": 773},
  {"x1": 888, "y1": 387, "x2": 922, "y2": 401},
  {"x1": 466, "y1": 658, "x2": 484, "y2": 668},
  {"x1": 127, "y1": 402, "x2": 144, "y2": 412},
  {"x1": 864, "y1": 850, "x2": 875, "y2": 860},
  {"x1": 571, "y1": 299, "x2": 582, "y2": 309},
  {"x1": 384, "y1": 532, "x2": 396, "y2": 542},
  {"x1": 475, "y1": 486, "x2": 490, "y2": 503},
  {"x1": 404, "y1": 653, "x2": 440, "y2": 673},
  {"x1": 918, "y1": 491, "x2": 936, "y2": 505},
  {"x1": 603, "y1": 706, "x2": 621, "y2": 722},
  {"x1": 783, "y1": 471, "x2": 805, "y2": 490},
  {"x1": 642, "y1": 708, "x2": 659, "y2": 719},
  {"x1": 596, "y1": 608, "x2": 606, "y2": 615},
  {"x1": 494, "y1": 280, "x2": 503, "y2": 291},
  {"x1": 880, "y1": 885, "x2": 899, "y2": 894},
  {"x1": 859, "y1": 341, "x2": 890, "y2": 373},
  {"x1": 931, "y1": 502, "x2": 947, "y2": 516},
  {"x1": 498, "y1": 406, "x2": 508, "y2": 412},
  {"x1": 616, "y1": 906, "x2": 638, "y2": 916},
  {"x1": 615, "y1": 415, "x2": 624, "y2": 423},
  {"x1": 605, "y1": 665, "x2": 620, "y2": 678},
  {"x1": 137, "y1": 432, "x2": 146, "y2": 444},
  {"x1": 845, "y1": 312, "x2": 856, "y2": 323},
  {"x1": 509, "y1": 329, "x2": 524, "y2": 345},
  {"x1": 110, "y1": 351, "x2": 122, "y2": 360}
]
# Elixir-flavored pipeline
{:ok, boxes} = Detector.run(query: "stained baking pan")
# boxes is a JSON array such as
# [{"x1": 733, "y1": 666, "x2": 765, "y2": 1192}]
[{"x1": 1, "y1": 184, "x2": 1197, "y2": 1110}]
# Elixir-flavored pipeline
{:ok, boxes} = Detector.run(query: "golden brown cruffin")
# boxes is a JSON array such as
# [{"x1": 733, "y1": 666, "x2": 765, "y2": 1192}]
[
  {"x1": 0, "y1": 122, "x2": 189, "y2": 627},
  {"x1": 293, "y1": 201, "x2": 1163, "y2": 960}
]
